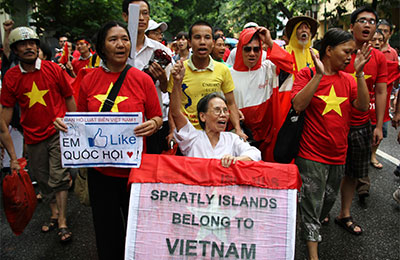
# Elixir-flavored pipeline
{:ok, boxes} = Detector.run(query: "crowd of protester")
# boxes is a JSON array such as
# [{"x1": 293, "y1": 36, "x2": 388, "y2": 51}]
[{"x1": 0, "y1": 1, "x2": 399, "y2": 259}]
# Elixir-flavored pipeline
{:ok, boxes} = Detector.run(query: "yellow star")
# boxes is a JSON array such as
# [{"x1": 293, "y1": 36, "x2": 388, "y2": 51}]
[
  {"x1": 317, "y1": 85, "x2": 348, "y2": 116},
  {"x1": 24, "y1": 81, "x2": 49, "y2": 108},
  {"x1": 350, "y1": 72, "x2": 372, "y2": 82},
  {"x1": 94, "y1": 82, "x2": 129, "y2": 112}
]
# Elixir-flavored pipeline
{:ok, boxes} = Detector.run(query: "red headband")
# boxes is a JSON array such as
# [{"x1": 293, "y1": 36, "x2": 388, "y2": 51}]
[{"x1": 77, "y1": 39, "x2": 89, "y2": 45}]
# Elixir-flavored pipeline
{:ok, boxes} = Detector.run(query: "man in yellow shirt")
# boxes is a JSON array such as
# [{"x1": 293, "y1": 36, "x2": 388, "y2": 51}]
[{"x1": 168, "y1": 21, "x2": 246, "y2": 140}]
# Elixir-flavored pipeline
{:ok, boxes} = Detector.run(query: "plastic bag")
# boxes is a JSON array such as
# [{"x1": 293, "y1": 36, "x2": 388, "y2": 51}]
[
  {"x1": 74, "y1": 168, "x2": 90, "y2": 206},
  {"x1": 2, "y1": 158, "x2": 37, "y2": 235}
]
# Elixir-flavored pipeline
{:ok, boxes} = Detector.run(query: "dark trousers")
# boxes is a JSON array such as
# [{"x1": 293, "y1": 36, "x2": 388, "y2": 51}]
[
  {"x1": 88, "y1": 168, "x2": 130, "y2": 260},
  {"x1": 146, "y1": 121, "x2": 170, "y2": 154}
]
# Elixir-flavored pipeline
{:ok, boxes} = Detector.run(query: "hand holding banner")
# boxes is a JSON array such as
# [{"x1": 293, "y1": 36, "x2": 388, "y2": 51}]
[
  {"x1": 60, "y1": 112, "x2": 143, "y2": 168},
  {"x1": 125, "y1": 154, "x2": 301, "y2": 259}
]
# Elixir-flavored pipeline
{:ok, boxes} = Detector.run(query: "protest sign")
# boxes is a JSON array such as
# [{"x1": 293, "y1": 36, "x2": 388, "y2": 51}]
[
  {"x1": 125, "y1": 154, "x2": 301, "y2": 260},
  {"x1": 60, "y1": 112, "x2": 143, "y2": 168}
]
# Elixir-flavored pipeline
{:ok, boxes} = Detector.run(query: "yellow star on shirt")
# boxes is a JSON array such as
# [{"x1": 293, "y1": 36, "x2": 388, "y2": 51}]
[
  {"x1": 350, "y1": 72, "x2": 372, "y2": 82},
  {"x1": 24, "y1": 81, "x2": 49, "y2": 108},
  {"x1": 317, "y1": 85, "x2": 348, "y2": 116},
  {"x1": 94, "y1": 82, "x2": 128, "y2": 112}
]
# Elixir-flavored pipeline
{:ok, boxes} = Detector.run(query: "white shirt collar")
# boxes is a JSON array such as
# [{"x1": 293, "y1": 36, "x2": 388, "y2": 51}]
[
  {"x1": 137, "y1": 36, "x2": 158, "y2": 56},
  {"x1": 78, "y1": 53, "x2": 92, "y2": 61},
  {"x1": 19, "y1": 58, "x2": 41, "y2": 73}
]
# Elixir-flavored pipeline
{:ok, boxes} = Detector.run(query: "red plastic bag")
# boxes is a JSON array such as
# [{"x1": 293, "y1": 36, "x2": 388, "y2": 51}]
[
  {"x1": 2, "y1": 158, "x2": 37, "y2": 235},
  {"x1": 161, "y1": 142, "x2": 178, "y2": 155}
]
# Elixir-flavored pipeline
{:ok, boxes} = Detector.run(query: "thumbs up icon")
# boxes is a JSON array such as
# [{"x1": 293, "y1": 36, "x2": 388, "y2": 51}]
[{"x1": 88, "y1": 128, "x2": 108, "y2": 148}]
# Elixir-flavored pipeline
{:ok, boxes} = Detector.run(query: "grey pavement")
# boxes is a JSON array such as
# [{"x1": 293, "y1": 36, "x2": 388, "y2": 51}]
[{"x1": 1, "y1": 127, "x2": 399, "y2": 260}]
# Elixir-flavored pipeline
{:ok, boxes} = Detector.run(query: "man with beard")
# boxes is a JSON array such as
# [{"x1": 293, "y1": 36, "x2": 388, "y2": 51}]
[
  {"x1": 336, "y1": 6, "x2": 387, "y2": 236},
  {"x1": 285, "y1": 16, "x2": 319, "y2": 77},
  {"x1": 1, "y1": 27, "x2": 76, "y2": 242},
  {"x1": 167, "y1": 21, "x2": 246, "y2": 140}
]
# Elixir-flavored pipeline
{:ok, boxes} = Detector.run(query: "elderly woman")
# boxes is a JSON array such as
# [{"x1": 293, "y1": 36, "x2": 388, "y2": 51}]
[
  {"x1": 170, "y1": 60, "x2": 261, "y2": 167},
  {"x1": 55, "y1": 21, "x2": 162, "y2": 260},
  {"x1": 291, "y1": 28, "x2": 371, "y2": 260}
]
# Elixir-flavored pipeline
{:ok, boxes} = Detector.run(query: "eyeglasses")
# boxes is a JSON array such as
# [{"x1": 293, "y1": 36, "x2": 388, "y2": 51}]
[
  {"x1": 355, "y1": 18, "x2": 376, "y2": 25},
  {"x1": 210, "y1": 107, "x2": 229, "y2": 116},
  {"x1": 150, "y1": 31, "x2": 163, "y2": 37},
  {"x1": 243, "y1": 46, "x2": 260, "y2": 53}
]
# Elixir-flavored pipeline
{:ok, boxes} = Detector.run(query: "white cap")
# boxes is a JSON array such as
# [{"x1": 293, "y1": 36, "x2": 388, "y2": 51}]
[
  {"x1": 146, "y1": 20, "x2": 168, "y2": 33},
  {"x1": 243, "y1": 22, "x2": 258, "y2": 29}
]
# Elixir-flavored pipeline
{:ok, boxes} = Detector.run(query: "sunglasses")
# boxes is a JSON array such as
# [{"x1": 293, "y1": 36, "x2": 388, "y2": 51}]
[{"x1": 243, "y1": 46, "x2": 260, "y2": 53}]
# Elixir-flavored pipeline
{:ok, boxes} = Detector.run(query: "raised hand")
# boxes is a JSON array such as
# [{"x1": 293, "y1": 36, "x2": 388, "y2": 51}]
[
  {"x1": 3, "y1": 20, "x2": 14, "y2": 34},
  {"x1": 354, "y1": 43, "x2": 372, "y2": 74},
  {"x1": 256, "y1": 27, "x2": 273, "y2": 48},
  {"x1": 310, "y1": 48, "x2": 324, "y2": 76},
  {"x1": 171, "y1": 60, "x2": 185, "y2": 84}
]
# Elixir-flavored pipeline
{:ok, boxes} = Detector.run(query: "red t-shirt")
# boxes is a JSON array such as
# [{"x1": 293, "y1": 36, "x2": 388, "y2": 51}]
[
  {"x1": 1, "y1": 60, "x2": 73, "y2": 144},
  {"x1": 344, "y1": 48, "x2": 387, "y2": 126},
  {"x1": 78, "y1": 66, "x2": 162, "y2": 178},
  {"x1": 72, "y1": 58, "x2": 90, "y2": 76},
  {"x1": 383, "y1": 46, "x2": 399, "y2": 122},
  {"x1": 382, "y1": 44, "x2": 399, "y2": 62},
  {"x1": 292, "y1": 68, "x2": 357, "y2": 164}
]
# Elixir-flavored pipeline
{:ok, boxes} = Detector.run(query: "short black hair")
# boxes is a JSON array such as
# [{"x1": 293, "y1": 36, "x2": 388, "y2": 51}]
[
  {"x1": 197, "y1": 92, "x2": 227, "y2": 130},
  {"x1": 377, "y1": 19, "x2": 394, "y2": 32},
  {"x1": 213, "y1": 27, "x2": 223, "y2": 34},
  {"x1": 96, "y1": 21, "x2": 130, "y2": 62},
  {"x1": 213, "y1": 34, "x2": 224, "y2": 42},
  {"x1": 122, "y1": 0, "x2": 150, "y2": 15},
  {"x1": 176, "y1": 31, "x2": 188, "y2": 40},
  {"x1": 39, "y1": 41, "x2": 52, "y2": 61},
  {"x1": 189, "y1": 21, "x2": 213, "y2": 40},
  {"x1": 319, "y1": 28, "x2": 354, "y2": 60},
  {"x1": 350, "y1": 6, "x2": 378, "y2": 25},
  {"x1": 374, "y1": 28, "x2": 385, "y2": 41}
]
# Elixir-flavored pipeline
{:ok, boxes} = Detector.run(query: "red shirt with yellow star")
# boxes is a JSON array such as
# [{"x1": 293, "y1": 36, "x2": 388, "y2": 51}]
[
  {"x1": 292, "y1": 68, "x2": 357, "y2": 164},
  {"x1": 72, "y1": 57, "x2": 91, "y2": 76},
  {"x1": 1, "y1": 59, "x2": 73, "y2": 144},
  {"x1": 78, "y1": 66, "x2": 161, "y2": 177},
  {"x1": 344, "y1": 48, "x2": 387, "y2": 126}
]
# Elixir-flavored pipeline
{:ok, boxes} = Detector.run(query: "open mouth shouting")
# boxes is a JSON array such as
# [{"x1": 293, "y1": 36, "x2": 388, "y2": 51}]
[
  {"x1": 300, "y1": 32, "x2": 309, "y2": 41},
  {"x1": 197, "y1": 47, "x2": 209, "y2": 56},
  {"x1": 217, "y1": 119, "x2": 227, "y2": 127},
  {"x1": 361, "y1": 29, "x2": 371, "y2": 38}
]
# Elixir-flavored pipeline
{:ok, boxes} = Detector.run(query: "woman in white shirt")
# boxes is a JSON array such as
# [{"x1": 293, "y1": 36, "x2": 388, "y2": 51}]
[{"x1": 170, "y1": 60, "x2": 261, "y2": 167}]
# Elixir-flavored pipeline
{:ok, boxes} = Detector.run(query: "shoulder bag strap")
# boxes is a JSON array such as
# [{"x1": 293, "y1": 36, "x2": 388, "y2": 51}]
[{"x1": 101, "y1": 64, "x2": 132, "y2": 112}]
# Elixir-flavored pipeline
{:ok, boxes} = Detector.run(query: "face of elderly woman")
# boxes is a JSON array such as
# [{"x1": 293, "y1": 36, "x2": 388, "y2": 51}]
[
  {"x1": 328, "y1": 40, "x2": 355, "y2": 71},
  {"x1": 103, "y1": 25, "x2": 131, "y2": 67},
  {"x1": 199, "y1": 97, "x2": 230, "y2": 132}
]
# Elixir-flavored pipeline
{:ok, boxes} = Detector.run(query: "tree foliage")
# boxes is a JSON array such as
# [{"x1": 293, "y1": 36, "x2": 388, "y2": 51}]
[
  {"x1": 1, "y1": 0, "x2": 123, "y2": 40},
  {"x1": 0, "y1": 0, "x2": 397, "y2": 41}
]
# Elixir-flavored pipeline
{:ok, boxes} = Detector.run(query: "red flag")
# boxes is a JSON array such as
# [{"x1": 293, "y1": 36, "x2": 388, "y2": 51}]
[
  {"x1": 71, "y1": 67, "x2": 96, "y2": 102},
  {"x1": 129, "y1": 154, "x2": 302, "y2": 191},
  {"x1": 59, "y1": 42, "x2": 69, "y2": 64}
]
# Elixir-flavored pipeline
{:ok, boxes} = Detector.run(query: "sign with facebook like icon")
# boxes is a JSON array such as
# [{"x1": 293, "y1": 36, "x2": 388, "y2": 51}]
[{"x1": 60, "y1": 112, "x2": 143, "y2": 168}]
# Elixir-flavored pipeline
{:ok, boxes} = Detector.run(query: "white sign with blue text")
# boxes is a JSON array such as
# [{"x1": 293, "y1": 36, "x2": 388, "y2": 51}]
[{"x1": 60, "y1": 112, "x2": 143, "y2": 168}]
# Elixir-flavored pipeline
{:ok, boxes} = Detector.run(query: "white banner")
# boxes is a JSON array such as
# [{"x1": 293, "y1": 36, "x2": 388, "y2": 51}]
[{"x1": 60, "y1": 112, "x2": 143, "y2": 168}]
